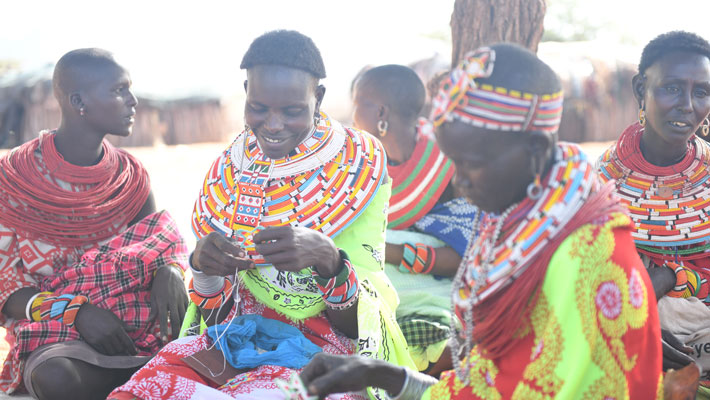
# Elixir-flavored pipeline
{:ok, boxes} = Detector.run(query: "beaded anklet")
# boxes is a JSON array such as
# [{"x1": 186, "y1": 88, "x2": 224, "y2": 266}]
[
  {"x1": 312, "y1": 250, "x2": 359, "y2": 310},
  {"x1": 399, "y1": 243, "x2": 436, "y2": 274}
]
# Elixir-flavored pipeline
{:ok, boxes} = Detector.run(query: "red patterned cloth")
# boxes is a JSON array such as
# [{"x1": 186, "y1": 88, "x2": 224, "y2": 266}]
[
  {"x1": 0, "y1": 211, "x2": 188, "y2": 393},
  {"x1": 109, "y1": 286, "x2": 364, "y2": 400}
]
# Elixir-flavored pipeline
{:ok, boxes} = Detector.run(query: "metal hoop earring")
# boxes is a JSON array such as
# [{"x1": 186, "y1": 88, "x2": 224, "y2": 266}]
[
  {"x1": 377, "y1": 120, "x2": 388, "y2": 138},
  {"x1": 702, "y1": 117, "x2": 710, "y2": 137},
  {"x1": 527, "y1": 173, "x2": 543, "y2": 200},
  {"x1": 638, "y1": 109, "x2": 645, "y2": 127}
]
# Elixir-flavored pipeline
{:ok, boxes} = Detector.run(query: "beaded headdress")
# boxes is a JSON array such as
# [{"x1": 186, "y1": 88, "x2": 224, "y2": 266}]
[{"x1": 430, "y1": 47, "x2": 564, "y2": 134}]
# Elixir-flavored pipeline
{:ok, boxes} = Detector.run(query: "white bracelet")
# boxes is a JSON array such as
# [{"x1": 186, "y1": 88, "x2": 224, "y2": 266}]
[
  {"x1": 390, "y1": 367, "x2": 438, "y2": 400},
  {"x1": 25, "y1": 292, "x2": 42, "y2": 321},
  {"x1": 191, "y1": 266, "x2": 227, "y2": 296}
]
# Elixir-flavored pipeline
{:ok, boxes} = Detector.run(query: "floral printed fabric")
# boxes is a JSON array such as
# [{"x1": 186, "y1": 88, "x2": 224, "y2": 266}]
[{"x1": 424, "y1": 214, "x2": 663, "y2": 399}]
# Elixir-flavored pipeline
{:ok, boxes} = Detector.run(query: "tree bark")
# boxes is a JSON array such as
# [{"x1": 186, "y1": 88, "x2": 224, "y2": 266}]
[{"x1": 450, "y1": 0, "x2": 547, "y2": 66}]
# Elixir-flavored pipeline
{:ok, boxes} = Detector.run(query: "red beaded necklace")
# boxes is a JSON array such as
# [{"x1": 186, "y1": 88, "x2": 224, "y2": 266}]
[
  {"x1": 0, "y1": 131, "x2": 150, "y2": 247},
  {"x1": 598, "y1": 122, "x2": 710, "y2": 262}
]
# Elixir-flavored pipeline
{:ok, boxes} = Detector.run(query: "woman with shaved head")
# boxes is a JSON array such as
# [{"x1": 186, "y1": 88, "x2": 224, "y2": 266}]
[{"x1": 0, "y1": 49, "x2": 188, "y2": 399}]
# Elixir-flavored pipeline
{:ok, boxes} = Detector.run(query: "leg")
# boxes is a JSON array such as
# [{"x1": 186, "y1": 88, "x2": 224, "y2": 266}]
[{"x1": 30, "y1": 356, "x2": 139, "y2": 400}]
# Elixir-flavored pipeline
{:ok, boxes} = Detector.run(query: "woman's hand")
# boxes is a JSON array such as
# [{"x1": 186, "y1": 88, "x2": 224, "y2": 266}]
[
  {"x1": 74, "y1": 303, "x2": 138, "y2": 356},
  {"x1": 192, "y1": 232, "x2": 254, "y2": 276},
  {"x1": 300, "y1": 353, "x2": 405, "y2": 397},
  {"x1": 662, "y1": 329, "x2": 695, "y2": 371},
  {"x1": 150, "y1": 266, "x2": 188, "y2": 342},
  {"x1": 254, "y1": 226, "x2": 340, "y2": 277}
]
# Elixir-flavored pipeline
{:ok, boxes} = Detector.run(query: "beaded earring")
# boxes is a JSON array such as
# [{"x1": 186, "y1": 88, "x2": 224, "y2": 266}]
[
  {"x1": 702, "y1": 117, "x2": 709, "y2": 137},
  {"x1": 377, "y1": 120, "x2": 388, "y2": 137},
  {"x1": 79, "y1": 107, "x2": 85, "y2": 117},
  {"x1": 638, "y1": 109, "x2": 646, "y2": 127}
]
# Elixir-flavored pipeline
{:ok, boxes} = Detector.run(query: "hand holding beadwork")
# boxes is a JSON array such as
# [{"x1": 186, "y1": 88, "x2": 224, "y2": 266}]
[
  {"x1": 192, "y1": 232, "x2": 255, "y2": 277},
  {"x1": 253, "y1": 226, "x2": 341, "y2": 278}
]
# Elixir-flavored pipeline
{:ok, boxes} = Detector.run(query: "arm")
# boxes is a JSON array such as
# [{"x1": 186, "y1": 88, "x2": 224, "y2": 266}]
[
  {"x1": 646, "y1": 264, "x2": 676, "y2": 302},
  {"x1": 385, "y1": 243, "x2": 461, "y2": 277}
]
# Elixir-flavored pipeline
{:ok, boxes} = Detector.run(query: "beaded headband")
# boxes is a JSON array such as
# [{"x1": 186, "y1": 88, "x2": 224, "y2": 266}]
[{"x1": 430, "y1": 47, "x2": 564, "y2": 134}]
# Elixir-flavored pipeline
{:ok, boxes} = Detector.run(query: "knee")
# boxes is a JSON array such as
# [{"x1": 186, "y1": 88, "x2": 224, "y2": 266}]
[{"x1": 30, "y1": 357, "x2": 82, "y2": 400}]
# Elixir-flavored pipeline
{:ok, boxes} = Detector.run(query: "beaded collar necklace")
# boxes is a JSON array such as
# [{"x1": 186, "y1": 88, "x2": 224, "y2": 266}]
[
  {"x1": 449, "y1": 142, "x2": 595, "y2": 383},
  {"x1": 598, "y1": 122, "x2": 710, "y2": 261}
]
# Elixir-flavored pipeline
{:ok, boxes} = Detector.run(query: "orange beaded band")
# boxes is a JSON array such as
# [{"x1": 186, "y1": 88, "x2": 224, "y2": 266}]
[
  {"x1": 188, "y1": 277, "x2": 233, "y2": 310},
  {"x1": 63, "y1": 295, "x2": 89, "y2": 328}
]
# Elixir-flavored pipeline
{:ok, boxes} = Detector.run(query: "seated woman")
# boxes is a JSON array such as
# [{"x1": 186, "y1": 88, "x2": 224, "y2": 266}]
[
  {"x1": 299, "y1": 43, "x2": 662, "y2": 399},
  {"x1": 0, "y1": 49, "x2": 188, "y2": 399},
  {"x1": 351, "y1": 65, "x2": 476, "y2": 373},
  {"x1": 597, "y1": 31, "x2": 710, "y2": 374},
  {"x1": 110, "y1": 30, "x2": 414, "y2": 400}
]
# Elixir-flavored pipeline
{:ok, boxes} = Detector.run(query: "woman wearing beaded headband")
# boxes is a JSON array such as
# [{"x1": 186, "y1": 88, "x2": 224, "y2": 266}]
[
  {"x1": 351, "y1": 64, "x2": 476, "y2": 374},
  {"x1": 0, "y1": 49, "x2": 189, "y2": 399},
  {"x1": 597, "y1": 31, "x2": 710, "y2": 375},
  {"x1": 110, "y1": 30, "x2": 414, "y2": 400},
  {"x1": 299, "y1": 43, "x2": 662, "y2": 399}
]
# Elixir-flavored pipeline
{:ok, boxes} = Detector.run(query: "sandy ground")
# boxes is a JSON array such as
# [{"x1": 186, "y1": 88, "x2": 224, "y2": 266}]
[{"x1": 0, "y1": 139, "x2": 611, "y2": 398}]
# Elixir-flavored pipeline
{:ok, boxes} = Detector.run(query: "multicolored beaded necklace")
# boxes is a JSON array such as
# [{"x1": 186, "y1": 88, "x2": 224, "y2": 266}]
[
  {"x1": 598, "y1": 122, "x2": 710, "y2": 261},
  {"x1": 450, "y1": 143, "x2": 595, "y2": 383}
]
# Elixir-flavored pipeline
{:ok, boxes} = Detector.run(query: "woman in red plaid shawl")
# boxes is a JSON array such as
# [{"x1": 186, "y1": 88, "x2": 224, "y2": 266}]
[{"x1": 0, "y1": 49, "x2": 189, "y2": 399}]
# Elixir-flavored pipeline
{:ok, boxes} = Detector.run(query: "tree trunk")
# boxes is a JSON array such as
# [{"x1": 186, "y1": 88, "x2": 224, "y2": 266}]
[{"x1": 450, "y1": 0, "x2": 546, "y2": 66}]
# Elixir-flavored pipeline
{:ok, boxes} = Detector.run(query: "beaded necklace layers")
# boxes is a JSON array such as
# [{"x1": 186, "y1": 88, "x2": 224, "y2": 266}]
[
  {"x1": 191, "y1": 112, "x2": 386, "y2": 318},
  {"x1": 0, "y1": 131, "x2": 150, "y2": 247},
  {"x1": 449, "y1": 143, "x2": 596, "y2": 382},
  {"x1": 598, "y1": 122, "x2": 710, "y2": 262}
]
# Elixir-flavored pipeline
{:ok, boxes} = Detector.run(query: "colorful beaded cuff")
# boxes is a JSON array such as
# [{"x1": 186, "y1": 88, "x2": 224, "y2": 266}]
[
  {"x1": 33, "y1": 293, "x2": 90, "y2": 327},
  {"x1": 666, "y1": 262, "x2": 707, "y2": 299},
  {"x1": 312, "y1": 250, "x2": 359, "y2": 311},
  {"x1": 63, "y1": 295, "x2": 89, "y2": 328},
  {"x1": 188, "y1": 277, "x2": 233, "y2": 310},
  {"x1": 29, "y1": 291, "x2": 52, "y2": 322},
  {"x1": 399, "y1": 243, "x2": 436, "y2": 274}
]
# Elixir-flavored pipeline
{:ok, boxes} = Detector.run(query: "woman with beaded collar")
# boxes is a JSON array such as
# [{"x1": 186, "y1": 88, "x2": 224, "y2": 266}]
[
  {"x1": 297, "y1": 43, "x2": 662, "y2": 399},
  {"x1": 597, "y1": 31, "x2": 710, "y2": 376},
  {"x1": 109, "y1": 30, "x2": 414, "y2": 400}
]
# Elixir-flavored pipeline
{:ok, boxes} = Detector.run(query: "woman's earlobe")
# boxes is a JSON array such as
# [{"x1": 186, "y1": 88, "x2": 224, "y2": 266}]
[{"x1": 631, "y1": 74, "x2": 646, "y2": 106}]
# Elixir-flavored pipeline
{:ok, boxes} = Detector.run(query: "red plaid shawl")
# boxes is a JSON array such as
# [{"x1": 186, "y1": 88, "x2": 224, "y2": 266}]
[{"x1": 0, "y1": 210, "x2": 187, "y2": 393}]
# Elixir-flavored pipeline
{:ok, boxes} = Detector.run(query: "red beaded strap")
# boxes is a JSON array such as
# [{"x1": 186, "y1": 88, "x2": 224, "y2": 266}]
[
  {"x1": 188, "y1": 277, "x2": 233, "y2": 310},
  {"x1": 63, "y1": 295, "x2": 90, "y2": 328}
]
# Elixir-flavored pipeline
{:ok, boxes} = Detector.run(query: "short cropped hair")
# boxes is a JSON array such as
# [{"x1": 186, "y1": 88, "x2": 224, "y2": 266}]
[
  {"x1": 240, "y1": 30, "x2": 326, "y2": 79},
  {"x1": 639, "y1": 31, "x2": 710, "y2": 75},
  {"x1": 53, "y1": 48, "x2": 118, "y2": 96},
  {"x1": 357, "y1": 65, "x2": 426, "y2": 120}
]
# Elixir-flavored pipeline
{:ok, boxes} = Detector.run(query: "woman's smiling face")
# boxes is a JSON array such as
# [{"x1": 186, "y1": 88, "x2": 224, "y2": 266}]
[{"x1": 244, "y1": 65, "x2": 324, "y2": 159}]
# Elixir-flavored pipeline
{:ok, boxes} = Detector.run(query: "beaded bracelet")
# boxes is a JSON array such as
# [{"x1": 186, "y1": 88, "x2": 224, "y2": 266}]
[
  {"x1": 399, "y1": 243, "x2": 436, "y2": 274},
  {"x1": 666, "y1": 262, "x2": 702, "y2": 298},
  {"x1": 388, "y1": 367, "x2": 439, "y2": 400},
  {"x1": 39, "y1": 294, "x2": 76, "y2": 323},
  {"x1": 63, "y1": 295, "x2": 89, "y2": 328},
  {"x1": 312, "y1": 250, "x2": 359, "y2": 311},
  {"x1": 29, "y1": 291, "x2": 52, "y2": 322},
  {"x1": 188, "y1": 276, "x2": 233, "y2": 310}
]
